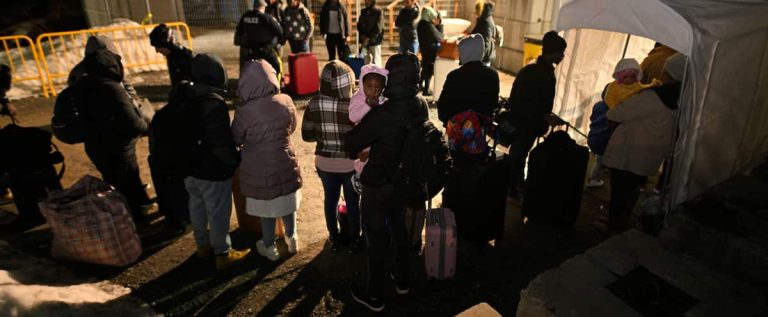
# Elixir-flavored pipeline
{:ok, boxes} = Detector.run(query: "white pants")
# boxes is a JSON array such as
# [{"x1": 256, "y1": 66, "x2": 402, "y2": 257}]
[{"x1": 363, "y1": 45, "x2": 382, "y2": 66}]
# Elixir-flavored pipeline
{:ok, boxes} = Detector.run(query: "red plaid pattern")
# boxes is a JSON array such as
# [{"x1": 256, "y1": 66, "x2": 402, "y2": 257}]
[{"x1": 38, "y1": 175, "x2": 142, "y2": 266}]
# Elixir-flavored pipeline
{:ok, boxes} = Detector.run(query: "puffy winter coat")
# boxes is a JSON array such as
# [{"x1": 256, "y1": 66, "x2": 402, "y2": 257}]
[
  {"x1": 345, "y1": 54, "x2": 428, "y2": 187},
  {"x1": 232, "y1": 60, "x2": 302, "y2": 200}
]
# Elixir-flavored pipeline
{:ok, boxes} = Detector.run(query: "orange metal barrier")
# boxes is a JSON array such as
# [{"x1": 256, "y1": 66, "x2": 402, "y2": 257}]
[
  {"x1": 0, "y1": 35, "x2": 48, "y2": 97},
  {"x1": 36, "y1": 22, "x2": 193, "y2": 96}
]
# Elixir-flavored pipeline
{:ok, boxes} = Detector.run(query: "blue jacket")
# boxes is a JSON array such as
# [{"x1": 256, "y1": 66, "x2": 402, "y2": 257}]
[{"x1": 587, "y1": 101, "x2": 611, "y2": 155}]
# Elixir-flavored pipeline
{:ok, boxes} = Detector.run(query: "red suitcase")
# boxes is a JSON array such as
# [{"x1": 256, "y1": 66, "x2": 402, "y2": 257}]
[
  {"x1": 424, "y1": 207, "x2": 457, "y2": 280},
  {"x1": 287, "y1": 52, "x2": 319, "y2": 95}
]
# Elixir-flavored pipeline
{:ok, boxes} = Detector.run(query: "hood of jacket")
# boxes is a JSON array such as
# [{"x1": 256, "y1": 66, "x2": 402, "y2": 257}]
[
  {"x1": 190, "y1": 53, "x2": 228, "y2": 92},
  {"x1": 458, "y1": 33, "x2": 485, "y2": 65},
  {"x1": 83, "y1": 49, "x2": 124, "y2": 82},
  {"x1": 383, "y1": 54, "x2": 420, "y2": 100},
  {"x1": 85, "y1": 35, "x2": 117, "y2": 56},
  {"x1": 366, "y1": 0, "x2": 377, "y2": 7},
  {"x1": 239, "y1": 59, "x2": 278, "y2": 101},
  {"x1": 358, "y1": 64, "x2": 388, "y2": 91},
  {"x1": 319, "y1": 60, "x2": 354, "y2": 99}
]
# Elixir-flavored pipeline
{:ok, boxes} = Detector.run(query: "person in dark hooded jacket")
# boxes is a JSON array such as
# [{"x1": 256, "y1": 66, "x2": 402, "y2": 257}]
[
  {"x1": 69, "y1": 35, "x2": 140, "y2": 99},
  {"x1": 149, "y1": 24, "x2": 195, "y2": 86},
  {"x1": 416, "y1": 6, "x2": 443, "y2": 96},
  {"x1": 79, "y1": 49, "x2": 153, "y2": 223},
  {"x1": 320, "y1": 0, "x2": 350, "y2": 62},
  {"x1": 172, "y1": 53, "x2": 251, "y2": 270},
  {"x1": 437, "y1": 34, "x2": 499, "y2": 125},
  {"x1": 470, "y1": 0, "x2": 497, "y2": 65},
  {"x1": 395, "y1": 0, "x2": 420, "y2": 54},
  {"x1": 346, "y1": 53, "x2": 428, "y2": 312}
]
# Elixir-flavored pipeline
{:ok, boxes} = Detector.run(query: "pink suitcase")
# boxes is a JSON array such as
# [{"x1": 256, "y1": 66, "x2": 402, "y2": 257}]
[{"x1": 424, "y1": 207, "x2": 457, "y2": 280}]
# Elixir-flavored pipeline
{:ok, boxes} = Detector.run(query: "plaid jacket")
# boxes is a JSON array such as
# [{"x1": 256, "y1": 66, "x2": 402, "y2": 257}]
[{"x1": 302, "y1": 61, "x2": 356, "y2": 159}]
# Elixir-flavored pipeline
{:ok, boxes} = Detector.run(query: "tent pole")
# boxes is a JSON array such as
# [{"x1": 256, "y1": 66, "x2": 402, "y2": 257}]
[
  {"x1": 552, "y1": 0, "x2": 561, "y2": 30},
  {"x1": 621, "y1": 34, "x2": 631, "y2": 59}
]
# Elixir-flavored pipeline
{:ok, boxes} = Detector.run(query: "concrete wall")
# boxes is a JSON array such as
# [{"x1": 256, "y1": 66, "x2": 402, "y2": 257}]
[{"x1": 460, "y1": 0, "x2": 555, "y2": 74}]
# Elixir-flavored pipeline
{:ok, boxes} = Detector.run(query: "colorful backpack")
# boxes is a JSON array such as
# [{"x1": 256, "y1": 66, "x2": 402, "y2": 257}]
[{"x1": 446, "y1": 110, "x2": 494, "y2": 154}]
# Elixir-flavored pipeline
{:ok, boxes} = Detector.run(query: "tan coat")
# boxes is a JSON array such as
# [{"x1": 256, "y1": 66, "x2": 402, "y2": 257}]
[
  {"x1": 603, "y1": 89, "x2": 675, "y2": 176},
  {"x1": 232, "y1": 60, "x2": 302, "y2": 200}
]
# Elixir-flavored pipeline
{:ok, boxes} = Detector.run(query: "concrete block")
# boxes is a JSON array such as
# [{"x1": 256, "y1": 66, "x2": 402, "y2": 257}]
[
  {"x1": 517, "y1": 230, "x2": 767, "y2": 317},
  {"x1": 455, "y1": 302, "x2": 502, "y2": 317}
]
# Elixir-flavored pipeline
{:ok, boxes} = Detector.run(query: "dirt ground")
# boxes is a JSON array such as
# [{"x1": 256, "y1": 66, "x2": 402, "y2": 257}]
[{"x1": 0, "y1": 30, "x2": 614, "y2": 316}]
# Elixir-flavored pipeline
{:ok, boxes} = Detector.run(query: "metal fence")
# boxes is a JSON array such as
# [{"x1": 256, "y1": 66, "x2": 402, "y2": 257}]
[{"x1": 0, "y1": 36, "x2": 48, "y2": 97}]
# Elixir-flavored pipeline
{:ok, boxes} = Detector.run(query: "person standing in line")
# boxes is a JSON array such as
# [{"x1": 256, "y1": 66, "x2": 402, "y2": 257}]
[
  {"x1": 416, "y1": 6, "x2": 443, "y2": 96},
  {"x1": 232, "y1": 59, "x2": 302, "y2": 261},
  {"x1": 357, "y1": 0, "x2": 384, "y2": 65},
  {"x1": 470, "y1": 0, "x2": 498, "y2": 66},
  {"x1": 78, "y1": 49, "x2": 154, "y2": 224},
  {"x1": 147, "y1": 26, "x2": 197, "y2": 232},
  {"x1": 346, "y1": 53, "x2": 428, "y2": 312},
  {"x1": 320, "y1": 0, "x2": 349, "y2": 62},
  {"x1": 395, "y1": 0, "x2": 420, "y2": 54},
  {"x1": 149, "y1": 24, "x2": 196, "y2": 86},
  {"x1": 179, "y1": 53, "x2": 251, "y2": 269},
  {"x1": 283, "y1": 0, "x2": 314, "y2": 53},
  {"x1": 505, "y1": 31, "x2": 567, "y2": 198},
  {"x1": 302, "y1": 61, "x2": 362, "y2": 253},
  {"x1": 235, "y1": 0, "x2": 285, "y2": 82}
]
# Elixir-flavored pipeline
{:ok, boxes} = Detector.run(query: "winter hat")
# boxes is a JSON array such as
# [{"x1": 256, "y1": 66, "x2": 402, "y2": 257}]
[
  {"x1": 149, "y1": 23, "x2": 177, "y2": 49},
  {"x1": 542, "y1": 31, "x2": 567, "y2": 55},
  {"x1": 612, "y1": 58, "x2": 641, "y2": 81},
  {"x1": 458, "y1": 34, "x2": 485, "y2": 65},
  {"x1": 254, "y1": 0, "x2": 267, "y2": 7},
  {"x1": 663, "y1": 53, "x2": 686, "y2": 81},
  {"x1": 190, "y1": 53, "x2": 228, "y2": 89},
  {"x1": 421, "y1": 6, "x2": 437, "y2": 22}
]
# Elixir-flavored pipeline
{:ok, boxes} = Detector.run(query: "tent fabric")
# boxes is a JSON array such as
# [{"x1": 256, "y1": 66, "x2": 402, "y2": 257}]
[{"x1": 553, "y1": 0, "x2": 768, "y2": 207}]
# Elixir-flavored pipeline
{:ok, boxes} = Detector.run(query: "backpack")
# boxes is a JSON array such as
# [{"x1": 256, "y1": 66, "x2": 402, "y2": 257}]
[
  {"x1": 149, "y1": 93, "x2": 223, "y2": 179},
  {"x1": 51, "y1": 83, "x2": 86, "y2": 144},
  {"x1": 393, "y1": 119, "x2": 451, "y2": 203},
  {"x1": 446, "y1": 110, "x2": 494, "y2": 154}
]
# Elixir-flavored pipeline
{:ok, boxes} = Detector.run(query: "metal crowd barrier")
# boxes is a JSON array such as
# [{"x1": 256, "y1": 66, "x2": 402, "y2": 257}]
[
  {"x1": 36, "y1": 22, "x2": 193, "y2": 96},
  {"x1": 0, "y1": 35, "x2": 48, "y2": 97}
]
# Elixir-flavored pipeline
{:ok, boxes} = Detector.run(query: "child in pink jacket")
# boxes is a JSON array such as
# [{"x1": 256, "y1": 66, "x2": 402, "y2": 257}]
[{"x1": 349, "y1": 64, "x2": 388, "y2": 188}]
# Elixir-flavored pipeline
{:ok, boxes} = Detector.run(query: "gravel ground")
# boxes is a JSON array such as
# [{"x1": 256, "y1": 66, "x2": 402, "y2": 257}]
[{"x1": 0, "y1": 29, "x2": 613, "y2": 316}]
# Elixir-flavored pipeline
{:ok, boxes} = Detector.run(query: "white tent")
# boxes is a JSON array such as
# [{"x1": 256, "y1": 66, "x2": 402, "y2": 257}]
[{"x1": 552, "y1": 0, "x2": 768, "y2": 207}]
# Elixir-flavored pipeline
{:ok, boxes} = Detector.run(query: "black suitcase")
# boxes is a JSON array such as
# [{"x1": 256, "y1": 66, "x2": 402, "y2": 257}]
[
  {"x1": 443, "y1": 150, "x2": 510, "y2": 245},
  {"x1": 522, "y1": 130, "x2": 589, "y2": 227}
]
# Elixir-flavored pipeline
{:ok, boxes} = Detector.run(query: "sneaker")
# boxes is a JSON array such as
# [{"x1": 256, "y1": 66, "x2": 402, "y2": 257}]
[
  {"x1": 196, "y1": 245, "x2": 212, "y2": 258},
  {"x1": 390, "y1": 272, "x2": 410, "y2": 295},
  {"x1": 586, "y1": 179, "x2": 605, "y2": 188},
  {"x1": 256, "y1": 240, "x2": 280, "y2": 261},
  {"x1": 350, "y1": 174, "x2": 362, "y2": 195},
  {"x1": 286, "y1": 235, "x2": 299, "y2": 254},
  {"x1": 215, "y1": 248, "x2": 251, "y2": 270},
  {"x1": 350, "y1": 283, "x2": 385, "y2": 312}
]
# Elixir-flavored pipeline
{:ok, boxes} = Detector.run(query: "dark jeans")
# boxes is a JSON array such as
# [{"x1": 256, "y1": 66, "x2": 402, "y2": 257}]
[
  {"x1": 360, "y1": 184, "x2": 410, "y2": 298},
  {"x1": 85, "y1": 138, "x2": 151, "y2": 219},
  {"x1": 508, "y1": 127, "x2": 538, "y2": 194},
  {"x1": 289, "y1": 39, "x2": 310, "y2": 54},
  {"x1": 149, "y1": 156, "x2": 190, "y2": 229},
  {"x1": 316, "y1": 168, "x2": 360, "y2": 243},
  {"x1": 324, "y1": 33, "x2": 346, "y2": 62},
  {"x1": 420, "y1": 52, "x2": 436, "y2": 91},
  {"x1": 608, "y1": 168, "x2": 647, "y2": 232}
]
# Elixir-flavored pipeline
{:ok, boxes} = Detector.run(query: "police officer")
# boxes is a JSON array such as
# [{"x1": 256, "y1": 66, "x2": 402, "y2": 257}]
[{"x1": 235, "y1": 0, "x2": 285, "y2": 83}]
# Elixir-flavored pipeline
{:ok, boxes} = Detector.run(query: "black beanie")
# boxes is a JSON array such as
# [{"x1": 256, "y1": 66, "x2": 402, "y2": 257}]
[
  {"x1": 542, "y1": 31, "x2": 567, "y2": 55},
  {"x1": 149, "y1": 23, "x2": 176, "y2": 49}
]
